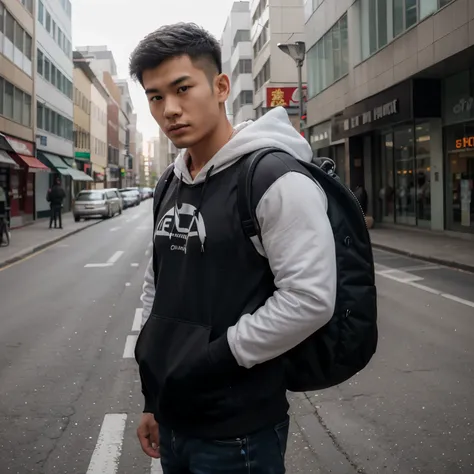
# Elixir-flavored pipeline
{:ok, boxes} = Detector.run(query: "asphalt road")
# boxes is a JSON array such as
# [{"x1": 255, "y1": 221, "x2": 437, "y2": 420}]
[{"x1": 0, "y1": 204, "x2": 473, "y2": 474}]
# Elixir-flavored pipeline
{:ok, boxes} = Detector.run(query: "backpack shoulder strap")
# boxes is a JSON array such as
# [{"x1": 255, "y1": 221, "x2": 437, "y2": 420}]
[
  {"x1": 152, "y1": 164, "x2": 175, "y2": 285},
  {"x1": 237, "y1": 147, "x2": 283, "y2": 243}
]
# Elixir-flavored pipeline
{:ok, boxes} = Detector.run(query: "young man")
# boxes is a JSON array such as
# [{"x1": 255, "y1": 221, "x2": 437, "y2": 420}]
[
  {"x1": 130, "y1": 23, "x2": 337, "y2": 473},
  {"x1": 47, "y1": 178, "x2": 66, "y2": 229}
]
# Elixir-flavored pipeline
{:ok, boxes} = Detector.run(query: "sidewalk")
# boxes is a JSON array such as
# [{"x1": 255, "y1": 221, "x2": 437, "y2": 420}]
[
  {"x1": 0, "y1": 213, "x2": 101, "y2": 269},
  {"x1": 370, "y1": 225, "x2": 474, "y2": 273}
]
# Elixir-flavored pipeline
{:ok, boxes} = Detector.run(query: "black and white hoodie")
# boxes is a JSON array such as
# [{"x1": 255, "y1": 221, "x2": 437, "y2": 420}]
[{"x1": 135, "y1": 107, "x2": 337, "y2": 439}]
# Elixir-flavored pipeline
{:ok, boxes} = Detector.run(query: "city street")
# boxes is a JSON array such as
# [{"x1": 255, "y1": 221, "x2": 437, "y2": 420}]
[{"x1": 0, "y1": 201, "x2": 473, "y2": 473}]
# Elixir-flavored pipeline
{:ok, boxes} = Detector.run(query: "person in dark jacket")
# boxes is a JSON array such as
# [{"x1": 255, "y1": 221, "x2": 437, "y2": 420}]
[
  {"x1": 129, "y1": 23, "x2": 337, "y2": 473},
  {"x1": 47, "y1": 178, "x2": 66, "y2": 229}
]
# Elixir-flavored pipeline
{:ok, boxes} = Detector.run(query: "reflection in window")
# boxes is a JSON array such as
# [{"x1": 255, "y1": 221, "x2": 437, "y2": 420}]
[
  {"x1": 394, "y1": 126, "x2": 416, "y2": 225},
  {"x1": 379, "y1": 133, "x2": 395, "y2": 223},
  {"x1": 420, "y1": 0, "x2": 437, "y2": 19},
  {"x1": 405, "y1": 0, "x2": 417, "y2": 28},
  {"x1": 415, "y1": 123, "x2": 431, "y2": 226},
  {"x1": 307, "y1": 14, "x2": 348, "y2": 98}
]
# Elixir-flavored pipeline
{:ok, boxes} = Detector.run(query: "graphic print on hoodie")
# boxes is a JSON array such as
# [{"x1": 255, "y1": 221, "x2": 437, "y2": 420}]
[{"x1": 135, "y1": 107, "x2": 338, "y2": 439}]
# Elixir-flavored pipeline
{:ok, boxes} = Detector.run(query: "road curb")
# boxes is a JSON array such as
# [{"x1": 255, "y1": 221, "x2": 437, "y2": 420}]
[
  {"x1": 0, "y1": 220, "x2": 102, "y2": 270},
  {"x1": 371, "y1": 242, "x2": 474, "y2": 274}
]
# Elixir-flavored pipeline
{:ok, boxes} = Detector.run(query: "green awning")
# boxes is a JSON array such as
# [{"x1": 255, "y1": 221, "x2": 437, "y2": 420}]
[
  {"x1": 67, "y1": 168, "x2": 93, "y2": 181},
  {"x1": 38, "y1": 152, "x2": 69, "y2": 173},
  {"x1": 62, "y1": 158, "x2": 75, "y2": 168}
]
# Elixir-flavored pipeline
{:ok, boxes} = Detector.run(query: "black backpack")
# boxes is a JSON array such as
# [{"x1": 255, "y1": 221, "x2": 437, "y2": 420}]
[{"x1": 152, "y1": 148, "x2": 378, "y2": 392}]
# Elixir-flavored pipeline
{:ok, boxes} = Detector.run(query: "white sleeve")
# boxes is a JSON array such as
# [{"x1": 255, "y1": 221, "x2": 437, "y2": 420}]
[
  {"x1": 227, "y1": 171, "x2": 337, "y2": 369},
  {"x1": 140, "y1": 256, "x2": 155, "y2": 327}
]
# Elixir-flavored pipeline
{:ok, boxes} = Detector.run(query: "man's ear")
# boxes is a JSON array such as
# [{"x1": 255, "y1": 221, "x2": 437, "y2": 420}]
[{"x1": 214, "y1": 73, "x2": 231, "y2": 104}]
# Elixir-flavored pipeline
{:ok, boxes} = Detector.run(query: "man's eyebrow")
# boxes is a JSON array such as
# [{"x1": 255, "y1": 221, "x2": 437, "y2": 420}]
[{"x1": 144, "y1": 75, "x2": 191, "y2": 95}]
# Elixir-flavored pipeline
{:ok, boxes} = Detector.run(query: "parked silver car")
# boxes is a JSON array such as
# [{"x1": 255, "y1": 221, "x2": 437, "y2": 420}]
[{"x1": 73, "y1": 189, "x2": 122, "y2": 221}]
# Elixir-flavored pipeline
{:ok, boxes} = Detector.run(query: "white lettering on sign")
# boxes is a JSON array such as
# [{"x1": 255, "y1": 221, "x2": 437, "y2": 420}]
[
  {"x1": 341, "y1": 99, "x2": 399, "y2": 133},
  {"x1": 453, "y1": 97, "x2": 474, "y2": 115}
]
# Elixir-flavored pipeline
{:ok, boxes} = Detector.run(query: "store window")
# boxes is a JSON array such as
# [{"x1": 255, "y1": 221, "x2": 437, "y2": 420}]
[
  {"x1": 394, "y1": 126, "x2": 416, "y2": 225},
  {"x1": 445, "y1": 123, "x2": 474, "y2": 231},
  {"x1": 379, "y1": 132, "x2": 395, "y2": 222},
  {"x1": 415, "y1": 123, "x2": 431, "y2": 226}
]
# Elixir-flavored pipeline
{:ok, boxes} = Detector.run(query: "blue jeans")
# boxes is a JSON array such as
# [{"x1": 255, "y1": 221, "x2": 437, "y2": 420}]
[{"x1": 158, "y1": 416, "x2": 290, "y2": 473}]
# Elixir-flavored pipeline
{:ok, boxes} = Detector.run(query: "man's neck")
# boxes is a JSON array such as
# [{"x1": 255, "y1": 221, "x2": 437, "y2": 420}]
[{"x1": 187, "y1": 119, "x2": 234, "y2": 179}]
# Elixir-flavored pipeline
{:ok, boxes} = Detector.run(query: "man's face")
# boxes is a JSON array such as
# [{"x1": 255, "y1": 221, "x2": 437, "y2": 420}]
[{"x1": 143, "y1": 55, "x2": 228, "y2": 149}]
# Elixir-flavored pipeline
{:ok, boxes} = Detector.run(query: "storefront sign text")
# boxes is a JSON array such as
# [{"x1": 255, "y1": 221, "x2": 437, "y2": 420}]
[
  {"x1": 266, "y1": 86, "x2": 307, "y2": 108},
  {"x1": 453, "y1": 97, "x2": 474, "y2": 115},
  {"x1": 343, "y1": 99, "x2": 399, "y2": 132},
  {"x1": 455, "y1": 136, "x2": 474, "y2": 149}
]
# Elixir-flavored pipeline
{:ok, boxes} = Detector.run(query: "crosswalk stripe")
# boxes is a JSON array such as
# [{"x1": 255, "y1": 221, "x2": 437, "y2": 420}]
[
  {"x1": 151, "y1": 458, "x2": 163, "y2": 473},
  {"x1": 132, "y1": 308, "x2": 143, "y2": 332},
  {"x1": 86, "y1": 414, "x2": 127, "y2": 474},
  {"x1": 123, "y1": 335, "x2": 138, "y2": 358}
]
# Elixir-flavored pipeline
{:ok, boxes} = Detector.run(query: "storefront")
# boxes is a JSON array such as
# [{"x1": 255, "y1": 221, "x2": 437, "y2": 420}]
[
  {"x1": 332, "y1": 79, "x2": 442, "y2": 229},
  {"x1": 308, "y1": 121, "x2": 346, "y2": 185},
  {"x1": 442, "y1": 69, "x2": 474, "y2": 233},
  {"x1": 0, "y1": 133, "x2": 49, "y2": 228}
]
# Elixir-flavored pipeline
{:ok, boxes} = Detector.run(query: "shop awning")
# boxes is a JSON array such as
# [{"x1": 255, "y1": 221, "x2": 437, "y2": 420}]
[
  {"x1": 62, "y1": 157, "x2": 75, "y2": 168},
  {"x1": 13, "y1": 154, "x2": 50, "y2": 172},
  {"x1": 38, "y1": 152, "x2": 70, "y2": 175},
  {"x1": 67, "y1": 168, "x2": 93, "y2": 181},
  {"x1": 0, "y1": 150, "x2": 19, "y2": 168}
]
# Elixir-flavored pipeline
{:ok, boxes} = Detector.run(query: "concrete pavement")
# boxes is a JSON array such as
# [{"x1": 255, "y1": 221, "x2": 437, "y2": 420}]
[{"x1": 0, "y1": 201, "x2": 473, "y2": 473}]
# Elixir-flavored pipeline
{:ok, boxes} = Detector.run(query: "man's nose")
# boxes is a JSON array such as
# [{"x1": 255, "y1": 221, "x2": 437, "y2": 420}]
[{"x1": 163, "y1": 96, "x2": 182, "y2": 119}]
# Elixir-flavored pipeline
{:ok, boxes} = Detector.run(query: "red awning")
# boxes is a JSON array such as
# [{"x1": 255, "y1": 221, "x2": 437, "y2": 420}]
[{"x1": 13, "y1": 153, "x2": 50, "y2": 172}]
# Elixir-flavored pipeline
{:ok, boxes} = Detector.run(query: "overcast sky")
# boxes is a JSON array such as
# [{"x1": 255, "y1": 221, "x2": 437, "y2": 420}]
[{"x1": 72, "y1": 0, "x2": 237, "y2": 141}]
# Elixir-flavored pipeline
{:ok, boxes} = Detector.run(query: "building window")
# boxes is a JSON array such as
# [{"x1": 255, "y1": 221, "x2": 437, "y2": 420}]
[
  {"x1": 307, "y1": 14, "x2": 348, "y2": 98},
  {"x1": 0, "y1": 78, "x2": 31, "y2": 126},
  {"x1": 253, "y1": 23, "x2": 268, "y2": 58},
  {"x1": 254, "y1": 58, "x2": 270, "y2": 91},
  {"x1": 232, "y1": 29, "x2": 250, "y2": 51},
  {"x1": 232, "y1": 59, "x2": 252, "y2": 83},
  {"x1": 252, "y1": 0, "x2": 267, "y2": 25},
  {"x1": 44, "y1": 58, "x2": 50, "y2": 81},
  {"x1": 5, "y1": 11, "x2": 14, "y2": 42},
  {"x1": 24, "y1": 33, "x2": 32, "y2": 60},
  {"x1": 0, "y1": 4, "x2": 4, "y2": 35},
  {"x1": 45, "y1": 11, "x2": 51, "y2": 33},
  {"x1": 38, "y1": 0, "x2": 44, "y2": 24},
  {"x1": 36, "y1": 105, "x2": 74, "y2": 140},
  {"x1": 14, "y1": 23, "x2": 24, "y2": 53}
]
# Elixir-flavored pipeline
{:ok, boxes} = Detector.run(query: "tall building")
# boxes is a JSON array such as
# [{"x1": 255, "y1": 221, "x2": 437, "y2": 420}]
[
  {"x1": 304, "y1": 0, "x2": 473, "y2": 235},
  {"x1": 129, "y1": 113, "x2": 138, "y2": 185},
  {"x1": 221, "y1": 1, "x2": 254, "y2": 125},
  {"x1": 35, "y1": 0, "x2": 75, "y2": 214},
  {"x1": 75, "y1": 47, "x2": 137, "y2": 188},
  {"x1": 0, "y1": 0, "x2": 40, "y2": 228},
  {"x1": 73, "y1": 51, "x2": 108, "y2": 191},
  {"x1": 115, "y1": 79, "x2": 134, "y2": 186},
  {"x1": 251, "y1": 0, "x2": 306, "y2": 130}
]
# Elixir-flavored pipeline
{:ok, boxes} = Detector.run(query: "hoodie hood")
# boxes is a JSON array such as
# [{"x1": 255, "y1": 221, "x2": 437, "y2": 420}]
[{"x1": 174, "y1": 106, "x2": 312, "y2": 185}]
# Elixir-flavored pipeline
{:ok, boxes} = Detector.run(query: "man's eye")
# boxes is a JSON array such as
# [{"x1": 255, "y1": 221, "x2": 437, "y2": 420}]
[
  {"x1": 150, "y1": 95, "x2": 162, "y2": 102},
  {"x1": 178, "y1": 86, "x2": 189, "y2": 93}
]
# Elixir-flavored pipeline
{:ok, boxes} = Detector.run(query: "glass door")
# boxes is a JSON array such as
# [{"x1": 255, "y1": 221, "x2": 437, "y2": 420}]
[{"x1": 378, "y1": 132, "x2": 395, "y2": 223}]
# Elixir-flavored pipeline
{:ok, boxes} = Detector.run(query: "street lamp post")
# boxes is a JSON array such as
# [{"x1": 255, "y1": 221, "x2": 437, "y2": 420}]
[{"x1": 277, "y1": 41, "x2": 306, "y2": 137}]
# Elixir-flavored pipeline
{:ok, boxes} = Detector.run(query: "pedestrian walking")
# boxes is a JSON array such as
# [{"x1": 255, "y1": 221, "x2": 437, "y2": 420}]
[
  {"x1": 130, "y1": 23, "x2": 376, "y2": 474},
  {"x1": 47, "y1": 178, "x2": 66, "y2": 229}
]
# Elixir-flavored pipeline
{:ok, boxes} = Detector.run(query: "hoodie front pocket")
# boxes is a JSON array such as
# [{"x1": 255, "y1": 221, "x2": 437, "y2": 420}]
[{"x1": 136, "y1": 314, "x2": 237, "y2": 422}]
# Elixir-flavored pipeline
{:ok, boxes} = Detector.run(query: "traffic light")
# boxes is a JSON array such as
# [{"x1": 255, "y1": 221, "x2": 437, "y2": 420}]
[{"x1": 120, "y1": 168, "x2": 125, "y2": 177}]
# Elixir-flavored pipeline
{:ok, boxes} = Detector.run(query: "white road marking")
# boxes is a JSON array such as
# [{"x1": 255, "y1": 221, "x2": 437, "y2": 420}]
[
  {"x1": 131, "y1": 263, "x2": 139, "y2": 267},
  {"x1": 125, "y1": 282, "x2": 131, "y2": 287},
  {"x1": 110, "y1": 227, "x2": 121, "y2": 232},
  {"x1": 84, "y1": 263, "x2": 113, "y2": 268},
  {"x1": 375, "y1": 268, "x2": 423, "y2": 283},
  {"x1": 86, "y1": 414, "x2": 127, "y2": 474},
  {"x1": 123, "y1": 335, "x2": 138, "y2": 358},
  {"x1": 377, "y1": 272, "x2": 474, "y2": 309},
  {"x1": 107, "y1": 251, "x2": 124, "y2": 264},
  {"x1": 132, "y1": 308, "x2": 143, "y2": 332},
  {"x1": 151, "y1": 458, "x2": 163, "y2": 473},
  {"x1": 393, "y1": 264, "x2": 442, "y2": 272}
]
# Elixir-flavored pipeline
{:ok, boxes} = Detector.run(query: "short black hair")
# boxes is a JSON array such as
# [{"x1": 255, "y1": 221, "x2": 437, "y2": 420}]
[{"x1": 129, "y1": 23, "x2": 222, "y2": 85}]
